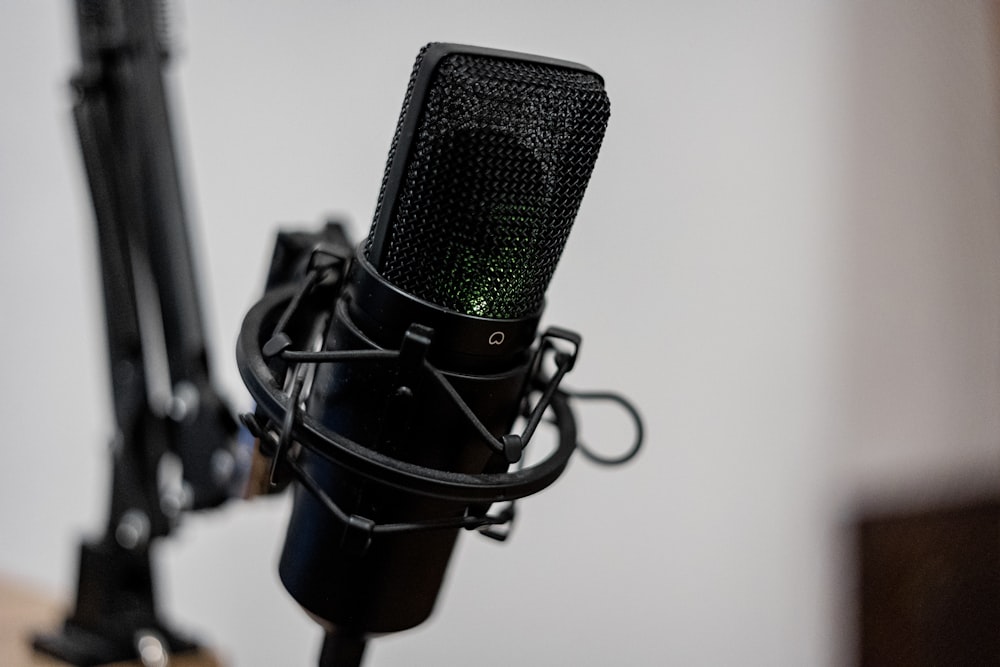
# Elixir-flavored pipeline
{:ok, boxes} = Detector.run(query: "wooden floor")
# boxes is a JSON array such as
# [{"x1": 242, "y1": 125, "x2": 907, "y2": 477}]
[{"x1": 0, "y1": 576, "x2": 222, "y2": 667}]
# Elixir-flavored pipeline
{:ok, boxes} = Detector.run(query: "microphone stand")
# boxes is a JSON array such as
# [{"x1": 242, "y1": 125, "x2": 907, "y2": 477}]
[{"x1": 34, "y1": 1, "x2": 236, "y2": 663}]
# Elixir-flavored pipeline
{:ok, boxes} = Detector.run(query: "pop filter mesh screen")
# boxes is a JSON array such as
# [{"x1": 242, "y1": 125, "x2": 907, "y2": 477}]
[{"x1": 366, "y1": 44, "x2": 610, "y2": 319}]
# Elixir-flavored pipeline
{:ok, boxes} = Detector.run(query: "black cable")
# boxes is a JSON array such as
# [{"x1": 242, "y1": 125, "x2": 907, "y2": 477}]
[{"x1": 563, "y1": 389, "x2": 644, "y2": 466}]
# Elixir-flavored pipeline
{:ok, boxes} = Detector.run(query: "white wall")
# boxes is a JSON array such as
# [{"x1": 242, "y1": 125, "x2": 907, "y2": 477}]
[
  {"x1": 842, "y1": 1, "x2": 1000, "y2": 509},
  {"x1": 1, "y1": 2, "x2": 997, "y2": 666}
]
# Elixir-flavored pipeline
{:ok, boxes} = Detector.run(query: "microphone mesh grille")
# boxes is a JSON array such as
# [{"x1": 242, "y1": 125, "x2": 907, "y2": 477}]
[{"x1": 366, "y1": 45, "x2": 610, "y2": 319}]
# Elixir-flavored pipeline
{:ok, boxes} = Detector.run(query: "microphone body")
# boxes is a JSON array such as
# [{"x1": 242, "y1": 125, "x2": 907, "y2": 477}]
[{"x1": 281, "y1": 257, "x2": 535, "y2": 632}]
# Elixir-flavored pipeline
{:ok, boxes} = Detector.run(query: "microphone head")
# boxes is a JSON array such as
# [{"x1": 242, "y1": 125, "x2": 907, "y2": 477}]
[{"x1": 365, "y1": 43, "x2": 610, "y2": 319}]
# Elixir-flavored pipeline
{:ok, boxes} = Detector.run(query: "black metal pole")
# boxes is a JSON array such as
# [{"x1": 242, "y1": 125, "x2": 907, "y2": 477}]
[
  {"x1": 34, "y1": 1, "x2": 236, "y2": 663},
  {"x1": 319, "y1": 632, "x2": 368, "y2": 667}
]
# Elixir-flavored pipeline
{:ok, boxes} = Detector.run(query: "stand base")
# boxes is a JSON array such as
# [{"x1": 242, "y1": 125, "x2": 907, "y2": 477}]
[
  {"x1": 29, "y1": 540, "x2": 202, "y2": 667},
  {"x1": 33, "y1": 622, "x2": 197, "y2": 667},
  {"x1": 1, "y1": 575, "x2": 221, "y2": 667}
]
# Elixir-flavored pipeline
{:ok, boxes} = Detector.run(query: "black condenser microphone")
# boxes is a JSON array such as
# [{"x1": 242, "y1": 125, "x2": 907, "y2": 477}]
[{"x1": 238, "y1": 42, "x2": 612, "y2": 665}]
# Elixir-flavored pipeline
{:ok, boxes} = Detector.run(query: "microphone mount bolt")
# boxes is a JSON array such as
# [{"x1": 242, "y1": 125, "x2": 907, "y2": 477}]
[{"x1": 115, "y1": 509, "x2": 151, "y2": 551}]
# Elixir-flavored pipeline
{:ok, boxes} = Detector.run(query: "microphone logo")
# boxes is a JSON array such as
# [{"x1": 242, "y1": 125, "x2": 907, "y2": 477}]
[{"x1": 488, "y1": 331, "x2": 505, "y2": 346}]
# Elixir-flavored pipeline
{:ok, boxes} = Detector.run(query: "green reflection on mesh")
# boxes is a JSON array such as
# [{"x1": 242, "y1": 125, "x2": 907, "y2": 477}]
[{"x1": 447, "y1": 204, "x2": 537, "y2": 318}]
